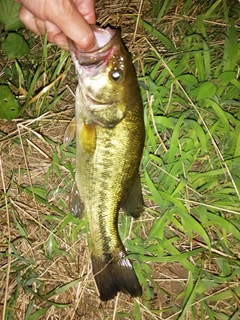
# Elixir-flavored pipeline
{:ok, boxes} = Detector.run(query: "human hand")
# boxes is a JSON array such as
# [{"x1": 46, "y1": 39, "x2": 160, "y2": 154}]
[{"x1": 16, "y1": 0, "x2": 96, "y2": 51}]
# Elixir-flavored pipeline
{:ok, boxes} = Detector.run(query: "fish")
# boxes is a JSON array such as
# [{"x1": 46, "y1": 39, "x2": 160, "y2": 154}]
[{"x1": 67, "y1": 26, "x2": 144, "y2": 301}]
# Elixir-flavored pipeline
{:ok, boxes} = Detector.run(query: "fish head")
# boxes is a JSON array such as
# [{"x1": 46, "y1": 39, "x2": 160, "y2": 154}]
[{"x1": 69, "y1": 26, "x2": 140, "y2": 127}]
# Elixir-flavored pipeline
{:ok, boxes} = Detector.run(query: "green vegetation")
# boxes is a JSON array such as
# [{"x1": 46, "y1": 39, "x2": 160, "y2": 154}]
[
  {"x1": 0, "y1": 0, "x2": 70, "y2": 120},
  {"x1": 0, "y1": 0, "x2": 239, "y2": 319}
]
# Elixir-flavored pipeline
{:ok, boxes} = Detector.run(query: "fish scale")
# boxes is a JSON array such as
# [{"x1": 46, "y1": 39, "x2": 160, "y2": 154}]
[{"x1": 69, "y1": 26, "x2": 144, "y2": 301}]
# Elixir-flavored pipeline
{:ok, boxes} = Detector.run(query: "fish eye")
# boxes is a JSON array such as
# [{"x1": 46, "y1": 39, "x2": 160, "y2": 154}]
[{"x1": 110, "y1": 69, "x2": 124, "y2": 82}]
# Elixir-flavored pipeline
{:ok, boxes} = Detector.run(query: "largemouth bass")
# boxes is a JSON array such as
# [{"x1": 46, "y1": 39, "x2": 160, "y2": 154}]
[{"x1": 68, "y1": 26, "x2": 144, "y2": 301}]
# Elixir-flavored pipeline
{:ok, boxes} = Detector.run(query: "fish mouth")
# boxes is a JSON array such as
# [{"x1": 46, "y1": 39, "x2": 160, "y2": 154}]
[{"x1": 69, "y1": 26, "x2": 120, "y2": 66}]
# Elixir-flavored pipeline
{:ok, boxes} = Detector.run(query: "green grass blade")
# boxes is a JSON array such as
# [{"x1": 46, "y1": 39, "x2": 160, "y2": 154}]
[
  {"x1": 203, "y1": 0, "x2": 222, "y2": 18},
  {"x1": 195, "y1": 51, "x2": 205, "y2": 82},
  {"x1": 155, "y1": 0, "x2": 174, "y2": 24},
  {"x1": 179, "y1": 270, "x2": 202, "y2": 320},
  {"x1": 131, "y1": 16, "x2": 176, "y2": 52},
  {"x1": 223, "y1": 19, "x2": 238, "y2": 71},
  {"x1": 26, "y1": 307, "x2": 50, "y2": 320}
]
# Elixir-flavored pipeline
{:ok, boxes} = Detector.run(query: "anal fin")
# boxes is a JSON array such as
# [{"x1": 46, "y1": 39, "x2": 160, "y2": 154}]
[{"x1": 121, "y1": 174, "x2": 144, "y2": 219}]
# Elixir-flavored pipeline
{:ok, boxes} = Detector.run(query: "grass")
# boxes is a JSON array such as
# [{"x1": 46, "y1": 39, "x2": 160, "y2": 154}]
[{"x1": 0, "y1": 0, "x2": 240, "y2": 319}]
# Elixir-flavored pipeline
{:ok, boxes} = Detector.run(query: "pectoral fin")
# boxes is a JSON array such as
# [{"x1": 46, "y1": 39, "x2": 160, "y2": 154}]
[
  {"x1": 121, "y1": 174, "x2": 143, "y2": 219},
  {"x1": 64, "y1": 117, "x2": 76, "y2": 147},
  {"x1": 69, "y1": 180, "x2": 85, "y2": 218}
]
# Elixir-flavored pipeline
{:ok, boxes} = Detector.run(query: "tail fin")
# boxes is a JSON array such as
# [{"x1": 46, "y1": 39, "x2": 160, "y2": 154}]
[{"x1": 91, "y1": 253, "x2": 142, "y2": 301}]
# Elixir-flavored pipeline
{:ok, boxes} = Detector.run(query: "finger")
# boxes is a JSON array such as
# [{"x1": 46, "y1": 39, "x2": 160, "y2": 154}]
[
  {"x1": 46, "y1": 1, "x2": 97, "y2": 51},
  {"x1": 53, "y1": 33, "x2": 69, "y2": 51},
  {"x1": 74, "y1": 0, "x2": 96, "y2": 24},
  {"x1": 19, "y1": 6, "x2": 41, "y2": 35},
  {"x1": 35, "y1": 18, "x2": 47, "y2": 36},
  {"x1": 45, "y1": 21, "x2": 61, "y2": 43}
]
